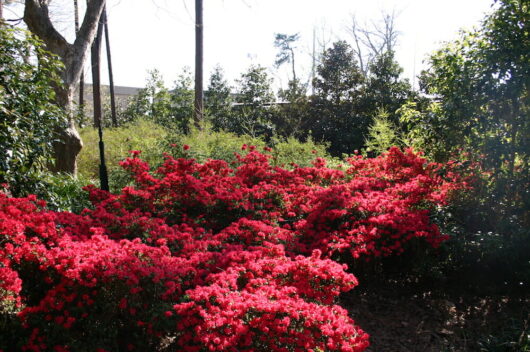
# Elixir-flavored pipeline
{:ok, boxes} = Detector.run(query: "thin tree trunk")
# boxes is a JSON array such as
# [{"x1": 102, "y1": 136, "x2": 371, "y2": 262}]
[
  {"x1": 1, "y1": 0, "x2": 4, "y2": 21},
  {"x1": 73, "y1": 0, "x2": 84, "y2": 114},
  {"x1": 91, "y1": 17, "x2": 103, "y2": 128},
  {"x1": 90, "y1": 11, "x2": 109, "y2": 191},
  {"x1": 311, "y1": 27, "x2": 316, "y2": 94},
  {"x1": 102, "y1": 8, "x2": 117, "y2": 127},
  {"x1": 194, "y1": 0, "x2": 203, "y2": 128},
  {"x1": 290, "y1": 48, "x2": 296, "y2": 82}
]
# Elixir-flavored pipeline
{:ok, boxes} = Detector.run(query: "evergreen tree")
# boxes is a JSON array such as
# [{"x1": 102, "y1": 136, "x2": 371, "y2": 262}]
[
  {"x1": 233, "y1": 65, "x2": 275, "y2": 138},
  {"x1": 205, "y1": 65, "x2": 233, "y2": 131},
  {"x1": 308, "y1": 41, "x2": 367, "y2": 155}
]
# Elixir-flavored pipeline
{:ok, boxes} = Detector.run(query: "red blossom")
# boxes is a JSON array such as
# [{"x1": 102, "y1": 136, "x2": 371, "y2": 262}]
[{"x1": 0, "y1": 147, "x2": 469, "y2": 351}]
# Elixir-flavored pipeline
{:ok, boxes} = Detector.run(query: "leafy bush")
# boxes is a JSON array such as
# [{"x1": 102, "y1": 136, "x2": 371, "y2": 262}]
[
  {"x1": 167, "y1": 127, "x2": 335, "y2": 168},
  {"x1": 77, "y1": 119, "x2": 169, "y2": 191},
  {"x1": 0, "y1": 25, "x2": 67, "y2": 197},
  {"x1": 166, "y1": 126, "x2": 265, "y2": 163},
  {"x1": 80, "y1": 121, "x2": 335, "y2": 192},
  {"x1": 364, "y1": 109, "x2": 402, "y2": 156},
  {"x1": 0, "y1": 148, "x2": 466, "y2": 351}
]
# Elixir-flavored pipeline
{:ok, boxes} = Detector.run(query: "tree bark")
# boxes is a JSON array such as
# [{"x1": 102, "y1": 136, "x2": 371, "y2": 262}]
[
  {"x1": 24, "y1": 0, "x2": 106, "y2": 174},
  {"x1": 102, "y1": 8, "x2": 117, "y2": 127},
  {"x1": 194, "y1": 0, "x2": 204, "y2": 128},
  {"x1": 74, "y1": 0, "x2": 85, "y2": 112},
  {"x1": 91, "y1": 15, "x2": 103, "y2": 128}
]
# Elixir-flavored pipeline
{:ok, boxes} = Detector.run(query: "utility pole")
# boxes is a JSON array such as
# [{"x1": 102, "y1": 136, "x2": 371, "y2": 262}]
[{"x1": 194, "y1": 0, "x2": 204, "y2": 128}]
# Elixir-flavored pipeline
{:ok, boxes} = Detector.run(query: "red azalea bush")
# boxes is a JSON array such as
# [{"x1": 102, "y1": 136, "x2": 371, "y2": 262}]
[{"x1": 0, "y1": 147, "x2": 467, "y2": 351}]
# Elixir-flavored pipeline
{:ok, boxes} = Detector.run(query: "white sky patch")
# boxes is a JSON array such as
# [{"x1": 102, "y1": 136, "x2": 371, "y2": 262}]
[{"x1": 3, "y1": 0, "x2": 493, "y2": 90}]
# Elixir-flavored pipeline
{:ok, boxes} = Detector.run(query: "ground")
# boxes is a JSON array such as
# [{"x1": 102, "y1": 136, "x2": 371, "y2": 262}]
[{"x1": 342, "y1": 285, "x2": 529, "y2": 351}]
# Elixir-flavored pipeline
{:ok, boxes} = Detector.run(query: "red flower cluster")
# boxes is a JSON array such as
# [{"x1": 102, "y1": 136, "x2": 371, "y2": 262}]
[{"x1": 0, "y1": 147, "x2": 466, "y2": 351}]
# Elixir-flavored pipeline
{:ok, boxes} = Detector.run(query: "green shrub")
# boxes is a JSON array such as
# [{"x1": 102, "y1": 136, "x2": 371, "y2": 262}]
[
  {"x1": 166, "y1": 125, "x2": 265, "y2": 163},
  {"x1": 35, "y1": 173, "x2": 92, "y2": 213},
  {"x1": 78, "y1": 119, "x2": 169, "y2": 191},
  {"x1": 269, "y1": 136, "x2": 335, "y2": 168},
  {"x1": 0, "y1": 25, "x2": 67, "y2": 197},
  {"x1": 166, "y1": 125, "x2": 337, "y2": 168}
]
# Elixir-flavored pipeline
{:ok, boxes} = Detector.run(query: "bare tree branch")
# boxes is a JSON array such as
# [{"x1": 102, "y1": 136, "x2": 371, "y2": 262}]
[{"x1": 346, "y1": 9, "x2": 400, "y2": 77}]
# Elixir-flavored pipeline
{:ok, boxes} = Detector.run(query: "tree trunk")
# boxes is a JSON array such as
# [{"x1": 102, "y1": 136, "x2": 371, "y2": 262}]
[
  {"x1": 50, "y1": 85, "x2": 83, "y2": 174},
  {"x1": 24, "y1": 0, "x2": 106, "y2": 174},
  {"x1": 73, "y1": 0, "x2": 85, "y2": 113},
  {"x1": 91, "y1": 17, "x2": 103, "y2": 128},
  {"x1": 194, "y1": 0, "x2": 203, "y2": 128},
  {"x1": 290, "y1": 48, "x2": 296, "y2": 82},
  {"x1": 103, "y1": 8, "x2": 117, "y2": 127}
]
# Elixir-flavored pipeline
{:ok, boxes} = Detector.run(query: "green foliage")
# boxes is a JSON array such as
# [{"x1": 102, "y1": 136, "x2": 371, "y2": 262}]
[
  {"x1": 205, "y1": 65, "x2": 233, "y2": 131},
  {"x1": 269, "y1": 136, "x2": 334, "y2": 168},
  {"x1": 166, "y1": 124, "x2": 265, "y2": 163},
  {"x1": 397, "y1": 100, "x2": 448, "y2": 159},
  {"x1": 273, "y1": 33, "x2": 300, "y2": 69},
  {"x1": 418, "y1": 0, "x2": 529, "y2": 240},
  {"x1": 0, "y1": 25, "x2": 68, "y2": 196},
  {"x1": 165, "y1": 124, "x2": 334, "y2": 168},
  {"x1": 232, "y1": 65, "x2": 276, "y2": 138},
  {"x1": 364, "y1": 51, "x2": 414, "y2": 122},
  {"x1": 312, "y1": 40, "x2": 364, "y2": 104},
  {"x1": 364, "y1": 109, "x2": 401, "y2": 155},
  {"x1": 274, "y1": 32, "x2": 300, "y2": 81},
  {"x1": 274, "y1": 79, "x2": 310, "y2": 139},
  {"x1": 169, "y1": 67, "x2": 194, "y2": 132},
  {"x1": 420, "y1": 0, "x2": 529, "y2": 172},
  {"x1": 34, "y1": 173, "x2": 92, "y2": 213},
  {"x1": 477, "y1": 317, "x2": 530, "y2": 352},
  {"x1": 121, "y1": 69, "x2": 169, "y2": 125},
  {"x1": 309, "y1": 41, "x2": 367, "y2": 156},
  {"x1": 77, "y1": 119, "x2": 168, "y2": 191},
  {"x1": 121, "y1": 69, "x2": 192, "y2": 131}
]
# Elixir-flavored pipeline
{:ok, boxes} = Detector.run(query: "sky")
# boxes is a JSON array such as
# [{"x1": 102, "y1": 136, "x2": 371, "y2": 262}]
[{"x1": 4, "y1": 0, "x2": 495, "y2": 90}]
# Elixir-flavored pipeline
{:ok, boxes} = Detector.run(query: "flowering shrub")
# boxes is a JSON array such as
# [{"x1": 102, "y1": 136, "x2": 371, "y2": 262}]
[{"x1": 0, "y1": 147, "x2": 466, "y2": 351}]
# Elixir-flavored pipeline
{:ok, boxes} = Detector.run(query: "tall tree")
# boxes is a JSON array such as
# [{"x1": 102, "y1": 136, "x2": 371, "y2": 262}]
[
  {"x1": 419, "y1": 0, "x2": 529, "y2": 172},
  {"x1": 348, "y1": 10, "x2": 399, "y2": 76},
  {"x1": 364, "y1": 50, "x2": 413, "y2": 122},
  {"x1": 171, "y1": 67, "x2": 194, "y2": 132},
  {"x1": 233, "y1": 64, "x2": 275, "y2": 138},
  {"x1": 194, "y1": 0, "x2": 203, "y2": 127},
  {"x1": 205, "y1": 65, "x2": 233, "y2": 131},
  {"x1": 312, "y1": 41, "x2": 364, "y2": 104},
  {"x1": 274, "y1": 32, "x2": 300, "y2": 82},
  {"x1": 309, "y1": 40, "x2": 366, "y2": 155},
  {"x1": 23, "y1": 0, "x2": 106, "y2": 174}
]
